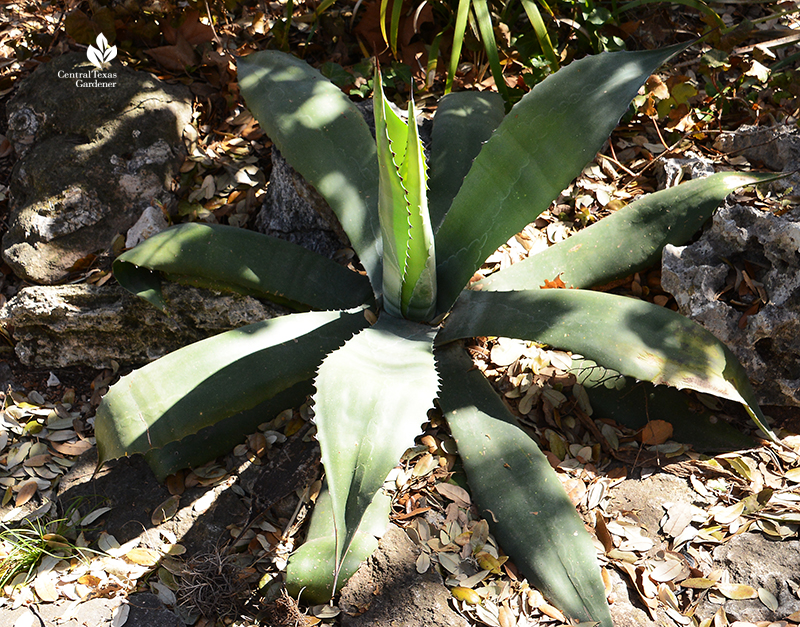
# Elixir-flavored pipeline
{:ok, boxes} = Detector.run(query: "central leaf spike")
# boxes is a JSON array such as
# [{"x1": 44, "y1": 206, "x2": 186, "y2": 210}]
[{"x1": 373, "y1": 67, "x2": 437, "y2": 322}]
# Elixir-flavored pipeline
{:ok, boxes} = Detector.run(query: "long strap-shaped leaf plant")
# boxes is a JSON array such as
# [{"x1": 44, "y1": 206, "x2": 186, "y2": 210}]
[{"x1": 94, "y1": 43, "x2": 776, "y2": 626}]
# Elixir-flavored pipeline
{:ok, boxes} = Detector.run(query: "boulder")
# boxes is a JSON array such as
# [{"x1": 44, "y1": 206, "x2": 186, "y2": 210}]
[
  {"x1": 3, "y1": 52, "x2": 192, "y2": 284},
  {"x1": 714, "y1": 124, "x2": 800, "y2": 192},
  {"x1": 662, "y1": 203, "x2": 800, "y2": 407},
  {"x1": 697, "y1": 533, "x2": 800, "y2": 623},
  {"x1": 0, "y1": 283, "x2": 285, "y2": 369},
  {"x1": 254, "y1": 147, "x2": 351, "y2": 259}
]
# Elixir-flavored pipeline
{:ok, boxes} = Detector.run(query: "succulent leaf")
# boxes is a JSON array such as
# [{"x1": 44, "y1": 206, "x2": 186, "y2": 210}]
[
  {"x1": 94, "y1": 309, "x2": 369, "y2": 465},
  {"x1": 476, "y1": 172, "x2": 780, "y2": 292},
  {"x1": 312, "y1": 313, "x2": 438, "y2": 588},
  {"x1": 437, "y1": 343, "x2": 612, "y2": 626},
  {"x1": 237, "y1": 51, "x2": 382, "y2": 292},
  {"x1": 434, "y1": 43, "x2": 688, "y2": 312},
  {"x1": 114, "y1": 223, "x2": 373, "y2": 312},
  {"x1": 438, "y1": 289, "x2": 774, "y2": 439}
]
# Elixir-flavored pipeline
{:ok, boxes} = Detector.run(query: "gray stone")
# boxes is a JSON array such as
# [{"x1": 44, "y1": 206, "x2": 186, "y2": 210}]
[
  {"x1": 697, "y1": 533, "x2": 800, "y2": 623},
  {"x1": 126, "y1": 205, "x2": 169, "y2": 248},
  {"x1": 338, "y1": 525, "x2": 470, "y2": 627},
  {"x1": 3, "y1": 52, "x2": 192, "y2": 283},
  {"x1": 714, "y1": 123, "x2": 800, "y2": 192},
  {"x1": 255, "y1": 147, "x2": 351, "y2": 259},
  {"x1": 0, "y1": 283, "x2": 286, "y2": 368},
  {"x1": 655, "y1": 151, "x2": 715, "y2": 189},
  {"x1": 662, "y1": 202, "x2": 800, "y2": 407}
]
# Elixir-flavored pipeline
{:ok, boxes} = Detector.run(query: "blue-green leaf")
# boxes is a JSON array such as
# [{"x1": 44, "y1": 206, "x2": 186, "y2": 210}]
[
  {"x1": 437, "y1": 343, "x2": 612, "y2": 626},
  {"x1": 114, "y1": 223, "x2": 373, "y2": 312},
  {"x1": 95, "y1": 309, "x2": 370, "y2": 465},
  {"x1": 475, "y1": 172, "x2": 779, "y2": 293},
  {"x1": 429, "y1": 91, "x2": 505, "y2": 229},
  {"x1": 313, "y1": 313, "x2": 438, "y2": 589},
  {"x1": 437, "y1": 289, "x2": 774, "y2": 439},
  {"x1": 286, "y1": 480, "x2": 391, "y2": 603},
  {"x1": 434, "y1": 43, "x2": 688, "y2": 312},
  {"x1": 237, "y1": 51, "x2": 382, "y2": 291}
]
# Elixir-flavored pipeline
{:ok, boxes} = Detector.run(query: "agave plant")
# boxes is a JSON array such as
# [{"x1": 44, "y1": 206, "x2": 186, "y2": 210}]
[{"x1": 94, "y1": 44, "x2": 775, "y2": 626}]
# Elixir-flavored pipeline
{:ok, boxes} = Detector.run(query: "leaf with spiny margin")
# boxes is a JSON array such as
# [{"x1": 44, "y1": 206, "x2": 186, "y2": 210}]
[
  {"x1": 436, "y1": 343, "x2": 612, "y2": 627},
  {"x1": 114, "y1": 223, "x2": 373, "y2": 312},
  {"x1": 373, "y1": 70, "x2": 436, "y2": 321},
  {"x1": 237, "y1": 51, "x2": 381, "y2": 292},
  {"x1": 286, "y1": 479, "x2": 390, "y2": 603},
  {"x1": 582, "y1": 378, "x2": 755, "y2": 452},
  {"x1": 475, "y1": 172, "x2": 781, "y2": 292},
  {"x1": 437, "y1": 289, "x2": 774, "y2": 439},
  {"x1": 434, "y1": 43, "x2": 688, "y2": 312},
  {"x1": 95, "y1": 309, "x2": 369, "y2": 465},
  {"x1": 313, "y1": 313, "x2": 438, "y2": 589},
  {"x1": 374, "y1": 67, "x2": 412, "y2": 318},
  {"x1": 399, "y1": 98, "x2": 436, "y2": 322}
]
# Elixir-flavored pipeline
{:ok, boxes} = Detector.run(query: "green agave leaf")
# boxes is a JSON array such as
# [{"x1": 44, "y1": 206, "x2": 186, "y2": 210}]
[
  {"x1": 570, "y1": 358, "x2": 754, "y2": 450},
  {"x1": 373, "y1": 71, "x2": 437, "y2": 322},
  {"x1": 428, "y1": 91, "x2": 505, "y2": 229},
  {"x1": 475, "y1": 172, "x2": 779, "y2": 292},
  {"x1": 374, "y1": 68, "x2": 412, "y2": 318},
  {"x1": 237, "y1": 51, "x2": 382, "y2": 291},
  {"x1": 313, "y1": 313, "x2": 438, "y2": 588},
  {"x1": 95, "y1": 309, "x2": 369, "y2": 464},
  {"x1": 437, "y1": 289, "x2": 775, "y2": 439},
  {"x1": 400, "y1": 101, "x2": 437, "y2": 322},
  {"x1": 436, "y1": 343, "x2": 612, "y2": 626},
  {"x1": 114, "y1": 223, "x2": 373, "y2": 312},
  {"x1": 286, "y1": 479, "x2": 391, "y2": 603},
  {"x1": 144, "y1": 381, "x2": 313, "y2": 481},
  {"x1": 434, "y1": 43, "x2": 688, "y2": 312}
]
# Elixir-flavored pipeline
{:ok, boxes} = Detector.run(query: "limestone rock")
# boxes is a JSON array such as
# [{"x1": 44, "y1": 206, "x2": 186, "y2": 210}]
[
  {"x1": 3, "y1": 53, "x2": 192, "y2": 283},
  {"x1": 255, "y1": 147, "x2": 351, "y2": 259},
  {"x1": 714, "y1": 124, "x2": 800, "y2": 192},
  {"x1": 0, "y1": 283, "x2": 285, "y2": 369},
  {"x1": 662, "y1": 203, "x2": 800, "y2": 406},
  {"x1": 697, "y1": 533, "x2": 800, "y2": 623},
  {"x1": 338, "y1": 525, "x2": 470, "y2": 627},
  {"x1": 126, "y1": 205, "x2": 169, "y2": 248}
]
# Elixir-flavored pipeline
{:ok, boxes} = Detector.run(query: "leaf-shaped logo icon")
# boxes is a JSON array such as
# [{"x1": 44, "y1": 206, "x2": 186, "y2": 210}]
[{"x1": 86, "y1": 33, "x2": 117, "y2": 70}]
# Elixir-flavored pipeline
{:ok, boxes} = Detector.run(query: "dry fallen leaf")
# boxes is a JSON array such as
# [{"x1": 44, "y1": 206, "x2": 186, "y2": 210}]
[
  {"x1": 640, "y1": 420, "x2": 673, "y2": 445},
  {"x1": 757, "y1": 586, "x2": 779, "y2": 611},
  {"x1": 15, "y1": 479, "x2": 38, "y2": 507},
  {"x1": 716, "y1": 583, "x2": 757, "y2": 600},
  {"x1": 452, "y1": 586, "x2": 481, "y2": 605},
  {"x1": 125, "y1": 548, "x2": 161, "y2": 567}
]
